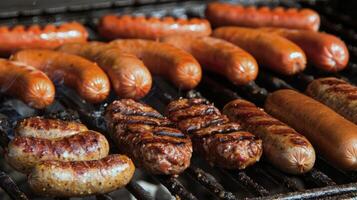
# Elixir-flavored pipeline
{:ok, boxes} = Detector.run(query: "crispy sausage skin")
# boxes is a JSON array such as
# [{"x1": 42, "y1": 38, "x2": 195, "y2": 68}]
[
  {"x1": 98, "y1": 15, "x2": 212, "y2": 40},
  {"x1": 161, "y1": 35, "x2": 258, "y2": 85},
  {"x1": 11, "y1": 49, "x2": 110, "y2": 103},
  {"x1": 205, "y1": 2, "x2": 320, "y2": 31},
  {"x1": 223, "y1": 99, "x2": 315, "y2": 174},
  {"x1": 105, "y1": 99, "x2": 192, "y2": 175},
  {"x1": 28, "y1": 154, "x2": 135, "y2": 197},
  {"x1": 15, "y1": 117, "x2": 88, "y2": 139},
  {"x1": 306, "y1": 77, "x2": 357, "y2": 124},
  {"x1": 58, "y1": 42, "x2": 152, "y2": 99},
  {"x1": 260, "y1": 28, "x2": 349, "y2": 72},
  {"x1": 265, "y1": 89, "x2": 357, "y2": 171},
  {"x1": 109, "y1": 39, "x2": 201, "y2": 90},
  {"x1": 0, "y1": 22, "x2": 88, "y2": 56},
  {"x1": 213, "y1": 27, "x2": 306, "y2": 75},
  {"x1": 6, "y1": 130, "x2": 109, "y2": 173},
  {"x1": 0, "y1": 59, "x2": 55, "y2": 109}
]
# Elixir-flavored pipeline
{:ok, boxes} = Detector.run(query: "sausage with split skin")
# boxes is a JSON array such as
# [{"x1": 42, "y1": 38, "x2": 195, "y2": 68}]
[
  {"x1": 161, "y1": 35, "x2": 258, "y2": 85},
  {"x1": 58, "y1": 42, "x2": 152, "y2": 99},
  {"x1": 265, "y1": 89, "x2": 357, "y2": 171},
  {"x1": 11, "y1": 49, "x2": 110, "y2": 103}
]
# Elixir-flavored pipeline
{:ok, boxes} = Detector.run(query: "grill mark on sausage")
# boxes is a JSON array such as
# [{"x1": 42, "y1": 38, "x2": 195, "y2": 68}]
[
  {"x1": 178, "y1": 114, "x2": 229, "y2": 133},
  {"x1": 168, "y1": 104, "x2": 220, "y2": 121},
  {"x1": 192, "y1": 123, "x2": 243, "y2": 138}
]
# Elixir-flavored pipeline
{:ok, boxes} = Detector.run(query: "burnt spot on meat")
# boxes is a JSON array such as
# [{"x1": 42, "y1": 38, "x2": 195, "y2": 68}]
[
  {"x1": 178, "y1": 114, "x2": 229, "y2": 133},
  {"x1": 153, "y1": 127, "x2": 186, "y2": 138},
  {"x1": 168, "y1": 104, "x2": 221, "y2": 121},
  {"x1": 166, "y1": 98, "x2": 210, "y2": 113}
]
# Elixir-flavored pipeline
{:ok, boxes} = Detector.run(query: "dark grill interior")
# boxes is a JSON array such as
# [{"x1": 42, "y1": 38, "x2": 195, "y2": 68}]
[{"x1": 0, "y1": 0, "x2": 357, "y2": 199}]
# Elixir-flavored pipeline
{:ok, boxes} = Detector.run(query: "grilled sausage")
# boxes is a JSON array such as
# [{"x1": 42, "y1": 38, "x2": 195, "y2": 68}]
[
  {"x1": 223, "y1": 99, "x2": 315, "y2": 174},
  {"x1": 166, "y1": 98, "x2": 262, "y2": 169},
  {"x1": 6, "y1": 130, "x2": 109, "y2": 173},
  {"x1": 0, "y1": 22, "x2": 88, "y2": 57},
  {"x1": 11, "y1": 49, "x2": 110, "y2": 103},
  {"x1": 161, "y1": 35, "x2": 258, "y2": 85},
  {"x1": 260, "y1": 28, "x2": 349, "y2": 72},
  {"x1": 58, "y1": 42, "x2": 152, "y2": 99},
  {"x1": 0, "y1": 59, "x2": 55, "y2": 109},
  {"x1": 105, "y1": 99, "x2": 192, "y2": 175},
  {"x1": 15, "y1": 117, "x2": 88, "y2": 139},
  {"x1": 28, "y1": 154, "x2": 135, "y2": 197},
  {"x1": 306, "y1": 77, "x2": 357, "y2": 124},
  {"x1": 98, "y1": 15, "x2": 212, "y2": 40},
  {"x1": 265, "y1": 89, "x2": 357, "y2": 171},
  {"x1": 213, "y1": 27, "x2": 306, "y2": 75},
  {"x1": 109, "y1": 39, "x2": 201, "y2": 89},
  {"x1": 205, "y1": 2, "x2": 320, "y2": 31}
]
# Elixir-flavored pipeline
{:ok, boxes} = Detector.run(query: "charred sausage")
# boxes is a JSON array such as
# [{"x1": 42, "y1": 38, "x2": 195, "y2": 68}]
[{"x1": 213, "y1": 27, "x2": 306, "y2": 75}]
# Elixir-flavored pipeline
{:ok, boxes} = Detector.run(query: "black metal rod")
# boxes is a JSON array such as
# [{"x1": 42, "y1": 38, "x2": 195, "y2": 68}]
[
  {"x1": 0, "y1": 171, "x2": 29, "y2": 200},
  {"x1": 303, "y1": 169, "x2": 336, "y2": 187},
  {"x1": 125, "y1": 181, "x2": 155, "y2": 200},
  {"x1": 155, "y1": 175, "x2": 199, "y2": 200},
  {"x1": 96, "y1": 194, "x2": 113, "y2": 200}
]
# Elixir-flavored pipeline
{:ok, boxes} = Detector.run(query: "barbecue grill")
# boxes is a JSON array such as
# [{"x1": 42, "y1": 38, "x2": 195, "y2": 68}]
[{"x1": 0, "y1": 0, "x2": 356, "y2": 199}]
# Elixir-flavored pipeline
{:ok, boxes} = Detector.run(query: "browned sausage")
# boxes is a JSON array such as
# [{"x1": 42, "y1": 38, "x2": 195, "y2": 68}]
[
  {"x1": 213, "y1": 27, "x2": 307, "y2": 75},
  {"x1": 28, "y1": 154, "x2": 135, "y2": 197},
  {"x1": 0, "y1": 22, "x2": 88, "y2": 57},
  {"x1": 205, "y1": 2, "x2": 320, "y2": 31},
  {"x1": 11, "y1": 49, "x2": 110, "y2": 103},
  {"x1": 0, "y1": 59, "x2": 55, "y2": 109},
  {"x1": 161, "y1": 35, "x2": 258, "y2": 85},
  {"x1": 265, "y1": 89, "x2": 357, "y2": 171},
  {"x1": 6, "y1": 130, "x2": 109, "y2": 173},
  {"x1": 98, "y1": 15, "x2": 212, "y2": 40},
  {"x1": 223, "y1": 99, "x2": 315, "y2": 174},
  {"x1": 260, "y1": 28, "x2": 349, "y2": 72},
  {"x1": 109, "y1": 39, "x2": 201, "y2": 90},
  {"x1": 58, "y1": 42, "x2": 152, "y2": 99}
]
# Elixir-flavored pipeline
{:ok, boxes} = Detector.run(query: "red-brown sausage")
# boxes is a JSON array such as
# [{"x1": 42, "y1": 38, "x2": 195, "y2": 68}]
[
  {"x1": 0, "y1": 22, "x2": 88, "y2": 57},
  {"x1": 265, "y1": 89, "x2": 357, "y2": 171},
  {"x1": 205, "y1": 2, "x2": 320, "y2": 31},
  {"x1": 260, "y1": 28, "x2": 349, "y2": 72},
  {"x1": 161, "y1": 35, "x2": 258, "y2": 85},
  {"x1": 213, "y1": 27, "x2": 306, "y2": 75},
  {"x1": 98, "y1": 15, "x2": 212, "y2": 40},
  {"x1": 11, "y1": 49, "x2": 110, "y2": 103},
  {"x1": 0, "y1": 59, "x2": 55, "y2": 109},
  {"x1": 58, "y1": 42, "x2": 152, "y2": 99},
  {"x1": 28, "y1": 154, "x2": 135, "y2": 197},
  {"x1": 109, "y1": 39, "x2": 201, "y2": 90}
]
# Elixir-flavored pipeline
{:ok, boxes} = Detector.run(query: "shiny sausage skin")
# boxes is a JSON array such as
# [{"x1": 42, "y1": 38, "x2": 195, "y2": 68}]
[
  {"x1": 28, "y1": 154, "x2": 135, "y2": 197},
  {"x1": 265, "y1": 89, "x2": 357, "y2": 171},
  {"x1": 306, "y1": 77, "x2": 357, "y2": 124},
  {"x1": 11, "y1": 49, "x2": 110, "y2": 103},
  {"x1": 0, "y1": 22, "x2": 88, "y2": 56},
  {"x1": 161, "y1": 35, "x2": 258, "y2": 85},
  {"x1": 223, "y1": 99, "x2": 315, "y2": 174},
  {"x1": 213, "y1": 27, "x2": 306, "y2": 75},
  {"x1": 99, "y1": 15, "x2": 212, "y2": 40},
  {"x1": 109, "y1": 39, "x2": 201, "y2": 90},
  {"x1": 15, "y1": 117, "x2": 88, "y2": 139},
  {"x1": 6, "y1": 130, "x2": 109, "y2": 173},
  {"x1": 0, "y1": 59, "x2": 55, "y2": 109},
  {"x1": 58, "y1": 42, "x2": 152, "y2": 99},
  {"x1": 205, "y1": 2, "x2": 320, "y2": 31},
  {"x1": 260, "y1": 28, "x2": 349, "y2": 72}
]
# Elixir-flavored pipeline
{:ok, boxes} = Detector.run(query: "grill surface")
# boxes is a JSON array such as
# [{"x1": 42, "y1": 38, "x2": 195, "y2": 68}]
[{"x1": 0, "y1": 0, "x2": 357, "y2": 199}]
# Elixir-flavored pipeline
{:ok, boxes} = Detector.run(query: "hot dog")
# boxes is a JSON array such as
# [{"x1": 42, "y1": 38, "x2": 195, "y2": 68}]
[
  {"x1": 58, "y1": 42, "x2": 152, "y2": 99},
  {"x1": 15, "y1": 117, "x2": 88, "y2": 139},
  {"x1": 6, "y1": 130, "x2": 109, "y2": 173},
  {"x1": 265, "y1": 89, "x2": 357, "y2": 171},
  {"x1": 223, "y1": 99, "x2": 315, "y2": 174},
  {"x1": 0, "y1": 22, "x2": 88, "y2": 56},
  {"x1": 109, "y1": 39, "x2": 201, "y2": 90},
  {"x1": 98, "y1": 15, "x2": 212, "y2": 40},
  {"x1": 11, "y1": 49, "x2": 110, "y2": 103},
  {"x1": 161, "y1": 35, "x2": 258, "y2": 85},
  {"x1": 260, "y1": 28, "x2": 349, "y2": 72},
  {"x1": 0, "y1": 59, "x2": 55, "y2": 109},
  {"x1": 213, "y1": 27, "x2": 306, "y2": 75},
  {"x1": 28, "y1": 154, "x2": 135, "y2": 197},
  {"x1": 205, "y1": 2, "x2": 320, "y2": 31}
]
